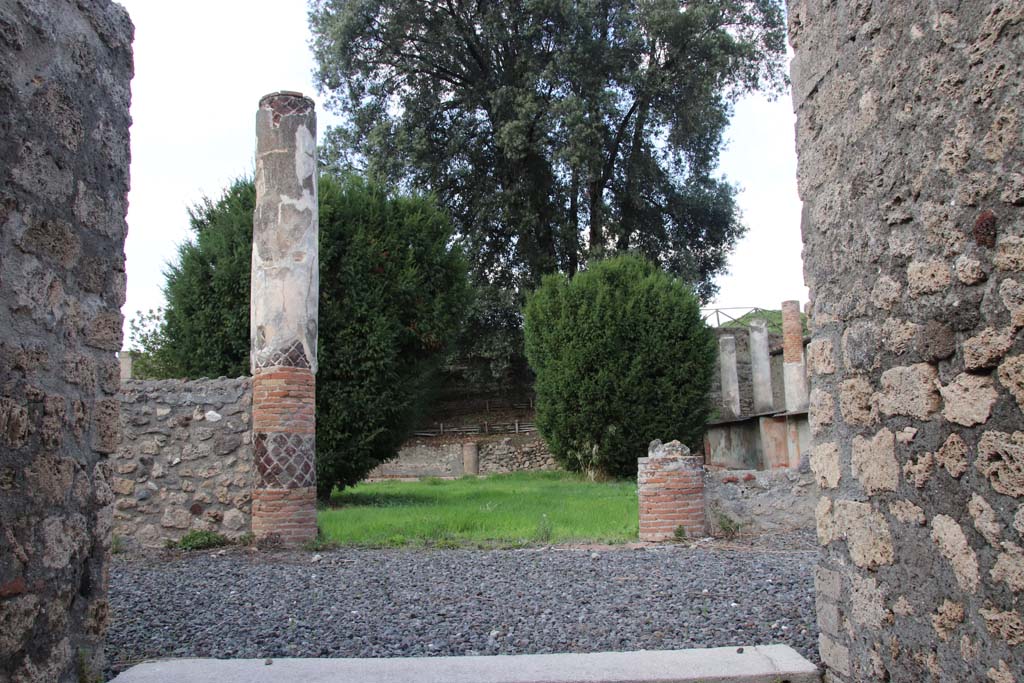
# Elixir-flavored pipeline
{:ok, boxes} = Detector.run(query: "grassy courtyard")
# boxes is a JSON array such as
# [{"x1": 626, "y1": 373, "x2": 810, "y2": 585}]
[{"x1": 318, "y1": 471, "x2": 638, "y2": 547}]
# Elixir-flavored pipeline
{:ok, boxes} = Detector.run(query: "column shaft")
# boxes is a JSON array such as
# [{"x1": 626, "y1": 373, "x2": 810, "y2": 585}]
[
  {"x1": 749, "y1": 319, "x2": 774, "y2": 413},
  {"x1": 251, "y1": 91, "x2": 319, "y2": 545},
  {"x1": 781, "y1": 300, "x2": 808, "y2": 412},
  {"x1": 718, "y1": 335, "x2": 741, "y2": 419}
]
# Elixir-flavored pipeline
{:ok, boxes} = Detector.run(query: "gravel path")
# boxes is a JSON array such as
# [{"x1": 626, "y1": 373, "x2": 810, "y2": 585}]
[{"x1": 105, "y1": 532, "x2": 819, "y2": 679}]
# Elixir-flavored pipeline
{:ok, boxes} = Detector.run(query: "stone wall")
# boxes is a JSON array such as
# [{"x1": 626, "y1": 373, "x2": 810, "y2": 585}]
[
  {"x1": 705, "y1": 468, "x2": 817, "y2": 536},
  {"x1": 368, "y1": 435, "x2": 557, "y2": 480},
  {"x1": 791, "y1": 1, "x2": 1024, "y2": 680},
  {"x1": 0, "y1": 2, "x2": 133, "y2": 681},
  {"x1": 114, "y1": 379, "x2": 253, "y2": 548},
  {"x1": 479, "y1": 437, "x2": 557, "y2": 474}
]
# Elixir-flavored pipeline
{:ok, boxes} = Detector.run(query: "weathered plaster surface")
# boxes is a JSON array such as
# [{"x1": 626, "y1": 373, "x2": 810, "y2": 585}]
[{"x1": 251, "y1": 93, "x2": 319, "y2": 373}]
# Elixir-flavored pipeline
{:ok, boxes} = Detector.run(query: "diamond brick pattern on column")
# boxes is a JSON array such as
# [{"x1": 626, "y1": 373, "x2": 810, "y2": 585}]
[
  {"x1": 253, "y1": 339, "x2": 311, "y2": 370},
  {"x1": 637, "y1": 440, "x2": 706, "y2": 541},
  {"x1": 255, "y1": 432, "x2": 316, "y2": 488}
]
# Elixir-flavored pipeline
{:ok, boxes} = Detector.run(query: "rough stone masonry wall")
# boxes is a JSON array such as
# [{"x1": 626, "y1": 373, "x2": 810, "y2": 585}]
[
  {"x1": 368, "y1": 436, "x2": 557, "y2": 479},
  {"x1": 705, "y1": 468, "x2": 817, "y2": 536},
  {"x1": 114, "y1": 379, "x2": 253, "y2": 548},
  {"x1": 0, "y1": 2, "x2": 133, "y2": 681},
  {"x1": 791, "y1": 2, "x2": 1024, "y2": 681}
]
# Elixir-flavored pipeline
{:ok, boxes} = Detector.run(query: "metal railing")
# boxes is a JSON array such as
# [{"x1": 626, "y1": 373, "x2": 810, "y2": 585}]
[{"x1": 700, "y1": 307, "x2": 783, "y2": 334}]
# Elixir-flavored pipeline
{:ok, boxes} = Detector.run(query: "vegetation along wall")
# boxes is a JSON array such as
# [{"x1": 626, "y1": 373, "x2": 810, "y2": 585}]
[
  {"x1": 791, "y1": 0, "x2": 1024, "y2": 680},
  {"x1": 0, "y1": 1, "x2": 133, "y2": 680}
]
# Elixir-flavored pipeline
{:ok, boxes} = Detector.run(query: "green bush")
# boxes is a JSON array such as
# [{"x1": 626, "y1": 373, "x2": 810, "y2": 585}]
[
  {"x1": 523, "y1": 254, "x2": 715, "y2": 478},
  {"x1": 127, "y1": 175, "x2": 471, "y2": 499}
]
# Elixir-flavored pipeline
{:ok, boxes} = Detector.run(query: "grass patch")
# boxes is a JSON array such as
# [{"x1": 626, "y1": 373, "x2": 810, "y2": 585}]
[
  {"x1": 166, "y1": 530, "x2": 231, "y2": 551},
  {"x1": 319, "y1": 471, "x2": 638, "y2": 547}
]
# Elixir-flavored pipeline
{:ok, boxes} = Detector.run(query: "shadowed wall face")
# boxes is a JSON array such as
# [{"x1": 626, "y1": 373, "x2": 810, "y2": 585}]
[
  {"x1": 791, "y1": 1, "x2": 1024, "y2": 680},
  {"x1": 0, "y1": 1, "x2": 133, "y2": 680}
]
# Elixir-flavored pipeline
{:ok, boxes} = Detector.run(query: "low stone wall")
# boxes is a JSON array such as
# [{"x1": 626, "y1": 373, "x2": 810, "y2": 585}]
[
  {"x1": 367, "y1": 435, "x2": 557, "y2": 480},
  {"x1": 704, "y1": 467, "x2": 818, "y2": 536},
  {"x1": 114, "y1": 378, "x2": 253, "y2": 547},
  {"x1": 479, "y1": 437, "x2": 557, "y2": 474}
]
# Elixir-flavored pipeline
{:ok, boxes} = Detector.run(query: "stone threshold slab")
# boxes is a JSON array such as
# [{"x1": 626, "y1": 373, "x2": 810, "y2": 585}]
[{"x1": 111, "y1": 645, "x2": 820, "y2": 683}]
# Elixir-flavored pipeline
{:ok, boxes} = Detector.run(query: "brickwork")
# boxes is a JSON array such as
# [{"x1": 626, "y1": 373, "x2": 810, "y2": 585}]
[
  {"x1": 791, "y1": 1, "x2": 1024, "y2": 680},
  {"x1": 252, "y1": 367, "x2": 316, "y2": 431},
  {"x1": 251, "y1": 487, "x2": 317, "y2": 545},
  {"x1": 781, "y1": 301, "x2": 804, "y2": 364},
  {"x1": 638, "y1": 441, "x2": 706, "y2": 541},
  {"x1": 0, "y1": 2, "x2": 132, "y2": 680},
  {"x1": 250, "y1": 91, "x2": 319, "y2": 545}
]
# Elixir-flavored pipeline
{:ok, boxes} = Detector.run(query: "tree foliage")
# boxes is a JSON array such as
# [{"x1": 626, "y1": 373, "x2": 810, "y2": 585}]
[
  {"x1": 129, "y1": 175, "x2": 471, "y2": 497},
  {"x1": 523, "y1": 254, "x2": 715, "y2": 478},
  {"x1": 309, "y1": 0, "x2": 787, "y2": 298}
]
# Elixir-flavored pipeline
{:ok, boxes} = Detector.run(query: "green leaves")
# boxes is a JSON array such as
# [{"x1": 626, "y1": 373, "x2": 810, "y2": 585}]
[
  {"x1": 130, "y1": 174, "x2": 470, "y2": 498},
  {"x1": 310, "y1": 0, "x2": 786, "y2": 295},
  {"x1": 524, "y1": 254, "x2": 715, "y2": 478}
]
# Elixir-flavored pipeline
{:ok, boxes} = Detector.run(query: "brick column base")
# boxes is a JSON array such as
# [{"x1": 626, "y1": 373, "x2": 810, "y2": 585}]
[
  {"x1": 638, "y1": 440, "x2": 705, "y2": 542},
  {"x1": 251, "y1": 487, "x2": 318, "y2": 545},
  {"x1": 251, "y1": 365, "x2": 317, "y2": 546}
]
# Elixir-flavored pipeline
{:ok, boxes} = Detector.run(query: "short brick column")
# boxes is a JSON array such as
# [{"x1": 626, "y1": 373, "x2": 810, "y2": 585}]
[
  {"x1": 638, "y1": 440, "x2": 705, "y2": 541},
  {"x1": 250, "y1": 91, "x2": 319, "y2": 545}
]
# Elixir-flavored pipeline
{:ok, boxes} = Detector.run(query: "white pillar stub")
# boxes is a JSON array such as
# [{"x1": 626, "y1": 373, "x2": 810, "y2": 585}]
[
  {"x1": 718, "y1": 335, "x2": 741, "y2": 419},
  {"x1": 749, "y1": 319, "x2": 773, "y2": 413}
]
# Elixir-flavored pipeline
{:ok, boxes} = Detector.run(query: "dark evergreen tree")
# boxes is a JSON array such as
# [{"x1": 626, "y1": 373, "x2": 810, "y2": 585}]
[
  {"x1": 309, "y1": 0, "x2": 787, "y2": 298},
  {"x1": 129, "y1": 175, "x2": 471, "y2": 497},
  {"x1": 523, "y1": 254, "x2": 715, "y2": 478}
]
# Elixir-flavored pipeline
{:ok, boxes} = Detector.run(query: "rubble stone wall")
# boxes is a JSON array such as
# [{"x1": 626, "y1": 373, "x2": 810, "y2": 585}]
[
  {"x1": 368, "y1": 436, "x2": 557, "y2": 480},
  {"x1": 791, "y1": 1, "x2": 1024, "y2": 680},
  {"x1": 705, "y1": 468, "x2": 817, "y2": 535},
  {"x1": 479, "y1": 437, "x2": 557, "y2": 474},
  {"x1": 114, "y1": 379, "x2": 253, "y2": 548},
  {"x1": 0, "y1": 2, "x2": 133, "y2": 681}
]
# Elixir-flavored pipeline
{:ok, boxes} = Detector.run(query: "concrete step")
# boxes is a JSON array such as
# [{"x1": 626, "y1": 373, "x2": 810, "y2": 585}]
[{"x1": 110, "y1": 645, "x2": 820, "y2": 683}]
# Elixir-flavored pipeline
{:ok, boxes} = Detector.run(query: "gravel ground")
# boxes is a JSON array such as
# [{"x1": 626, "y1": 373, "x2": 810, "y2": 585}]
[{"x1": 105, "y1": 530, "x2": 819, "y2": 679}]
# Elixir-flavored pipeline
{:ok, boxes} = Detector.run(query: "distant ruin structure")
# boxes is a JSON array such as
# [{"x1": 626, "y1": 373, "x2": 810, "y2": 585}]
[
  {"x1": 704, "y1": 300, "x2": 811, "y2": 471},
  {"x1": 790, "y1": 0, "x2": 1024, "y2": 680},
  {"x1": 250, "y1": 92, "x2": 319, "y2": 545},
  {"x1": 0, "y1": 1, "x2": 133, "y2": 680}
]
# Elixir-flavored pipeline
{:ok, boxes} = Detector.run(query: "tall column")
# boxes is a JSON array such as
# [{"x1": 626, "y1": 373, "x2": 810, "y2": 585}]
[
  {"x1": 718, "y1": 335, "x2": 741, "y2": 418},
  {"x1": 749, "y1": 319, "x2": 774, "y2": 413},
  {"x1": 781, "y1": 300, "x2": 808, "y2": 412},
  {"x1": 250, "y1": 91, "x2": 319, "y2": 545}
]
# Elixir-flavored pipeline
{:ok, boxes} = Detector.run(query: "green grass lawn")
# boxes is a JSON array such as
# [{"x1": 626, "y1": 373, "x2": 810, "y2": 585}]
[{"x1": 318, "y1": 471, "x2": 638, "y2": 547}]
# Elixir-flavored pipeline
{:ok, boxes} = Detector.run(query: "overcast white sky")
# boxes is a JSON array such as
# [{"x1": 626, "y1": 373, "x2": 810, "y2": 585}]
[{"x1": 118, "y1": 0, "x2": 807, "y2": 342}]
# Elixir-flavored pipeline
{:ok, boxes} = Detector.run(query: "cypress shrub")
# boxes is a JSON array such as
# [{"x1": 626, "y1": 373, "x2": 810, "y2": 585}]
[{"x1": 523, "y1": 254, "x2": 715, "y2": 478}]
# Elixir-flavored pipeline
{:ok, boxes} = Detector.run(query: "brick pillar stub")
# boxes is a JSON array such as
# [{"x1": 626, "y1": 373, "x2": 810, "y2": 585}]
[
  {"x1": 637, "y1": 440, "x2": 705, "y2": 541},
  {"x1": 462, "y1": 442, "x2": 480, "y2": 476},
  {"x1": 251, "y1": 91, "x2": 319, "y2": 545},
  {"x1": 781, "y1": 300, "x2": 808, "y2": 412}
]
